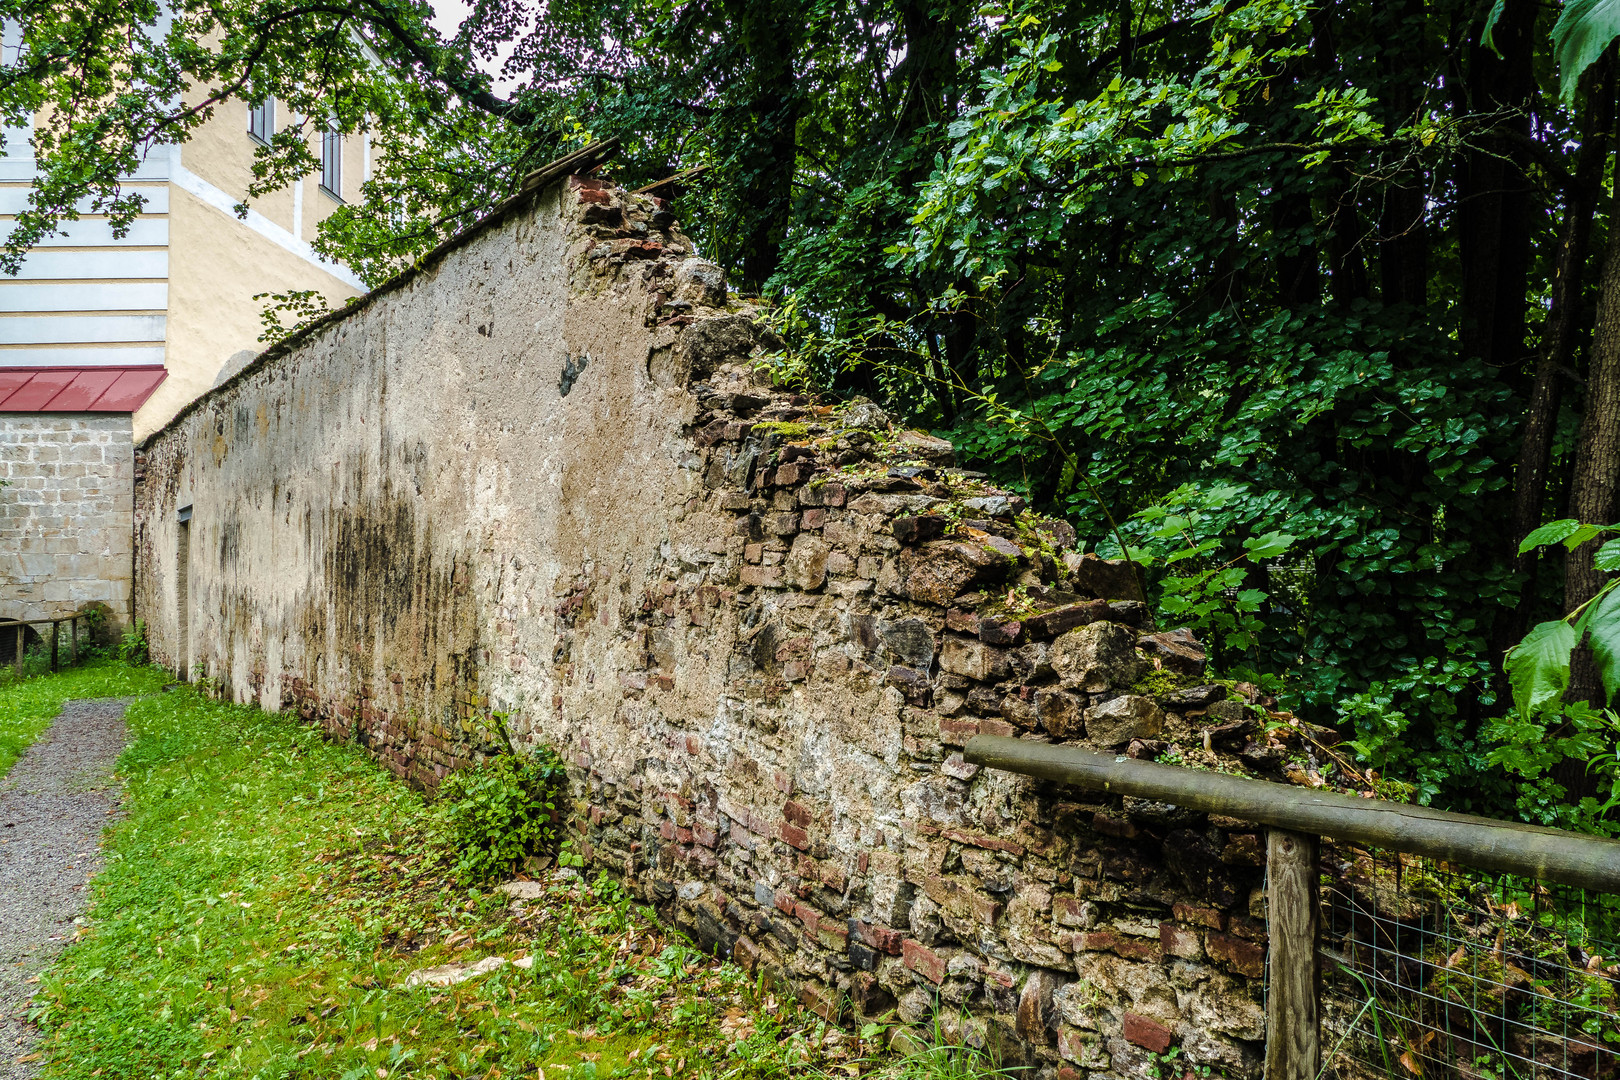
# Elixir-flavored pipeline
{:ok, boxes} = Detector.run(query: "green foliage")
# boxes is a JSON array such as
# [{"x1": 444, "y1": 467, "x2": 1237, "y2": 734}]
[
  {"x1": 1100, "y1": 484, "x2": 1295, "y2": 670},
  {"x1": 114, "y1": 619, "x2": 148, "y2": 666},
  {"x1": 1551, "y1": 0, "x2": 1620, "y2": 101},
  {"x1": 434, "y1": 749, "x2": 569, "y2": 884},
  {"x1": 253, "y1": 289, "x2": 338, "y2": 345},
  {"x1": 1484, "y1": 701, "x2": 1620, "y2": 834},
  {"x1": 1506, "y1": 522, "x2": 1620, "y2": 719}
]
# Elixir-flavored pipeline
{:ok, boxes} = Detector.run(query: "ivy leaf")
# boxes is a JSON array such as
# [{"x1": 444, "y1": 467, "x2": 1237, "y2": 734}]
[
  {"x1": 1582, "y1": 585, "x2": 1620, "y2": 703},
  {"x1": 1243, "y1": 530, "x2": 1297, "y2": 560},
  {"x1": 1518, "y1": 518, "x2": 1580, "y2": 553},
  {"x1": 1506, "y1": 620, "x2": 1577, "y2": 720},
  {"x1": 1594, "y1": 538, "x2": 1620, "y2": 572},
  {"x1": 1552, "y1": 0, "x2": 1620, "y2": 103}
]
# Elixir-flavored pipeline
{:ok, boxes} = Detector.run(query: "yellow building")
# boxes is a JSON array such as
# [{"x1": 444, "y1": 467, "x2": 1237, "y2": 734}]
[
  {"x1": 1, "y1": 75, "x2": 368, "y2": 440},
  {"x1": 2, "y1": 58, "x2": 369, "y2": 628}
]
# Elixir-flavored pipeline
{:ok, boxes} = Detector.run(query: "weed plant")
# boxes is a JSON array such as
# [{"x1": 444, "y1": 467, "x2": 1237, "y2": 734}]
[
  {"x1": 435, "y1": 749, "x2": 570, "y2": 884},
  {"x1": 24, "y1": 669, "x2": 1013, "y2": 1080}
]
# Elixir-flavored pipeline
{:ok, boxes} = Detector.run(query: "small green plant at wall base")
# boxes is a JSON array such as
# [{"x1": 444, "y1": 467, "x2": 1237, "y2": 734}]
[
  {"x1": 435, "y1": 748, "x2": 569, "y2": 883},
  {"x1": 115, "y1": 619, "x2": 148, "y2": 665}
]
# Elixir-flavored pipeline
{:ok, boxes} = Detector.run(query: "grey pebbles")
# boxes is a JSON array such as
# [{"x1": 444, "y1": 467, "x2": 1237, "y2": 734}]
[{"x1": 0, "y1": 698, "x2": 129, "y2": 1078}]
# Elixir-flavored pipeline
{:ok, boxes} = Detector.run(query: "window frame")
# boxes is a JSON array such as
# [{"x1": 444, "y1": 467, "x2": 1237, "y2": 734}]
[
  {"x1": 247, "y1": 99, "x2": 274, "y2": 146},
  {"x1": 319, "y1": 126, "x2": 343, "y2": 202}
]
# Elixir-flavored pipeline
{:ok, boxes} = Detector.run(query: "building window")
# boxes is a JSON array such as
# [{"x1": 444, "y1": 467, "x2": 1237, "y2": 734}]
[
  {"x1": 248, "y1": 99, "x2": 274, "y2": 145},
  {"x1": 320, "y1": 127, "x2": 342, "y2": 201}
]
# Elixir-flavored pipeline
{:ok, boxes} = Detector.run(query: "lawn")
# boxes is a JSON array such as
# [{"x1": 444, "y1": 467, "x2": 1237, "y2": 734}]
[
  {"x1": 18, "y1": 665, "x2": 997, "y2": 1080},
  {"x1": 0, "y1": 657, "x2": 173, "y2": 778}
]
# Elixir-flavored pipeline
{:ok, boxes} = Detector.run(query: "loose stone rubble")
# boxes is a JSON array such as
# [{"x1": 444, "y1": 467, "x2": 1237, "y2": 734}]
[{"x1": 132, "y1": 173, "x2": 1350, "y2": 1079}]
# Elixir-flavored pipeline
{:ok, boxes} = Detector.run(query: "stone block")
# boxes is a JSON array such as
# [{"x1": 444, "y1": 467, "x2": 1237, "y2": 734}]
[
  {"x1": 1066, "y1": 553, "x2": 1146, "y2": 602},
  {"x1": 784, "y1": 533, "x2": 830, "y2": 590},
  {"x1": 1083, "y1": 695, "x2": 1164, "y2": 747},
  {"x1": 1051, "y1": 622, "x2": 1144, "y2": 692},
  {"x1": 940, "y1": 636, "x2": 1009, "y2": 681},
  {"x1": 1035, "y1": 688, "x2": 1085, "y2": 739}
]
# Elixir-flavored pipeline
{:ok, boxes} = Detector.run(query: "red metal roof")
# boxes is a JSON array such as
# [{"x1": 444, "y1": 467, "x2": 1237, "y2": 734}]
[{"x1": 0, "y1": 366, "x2": 167, "y2": 413}]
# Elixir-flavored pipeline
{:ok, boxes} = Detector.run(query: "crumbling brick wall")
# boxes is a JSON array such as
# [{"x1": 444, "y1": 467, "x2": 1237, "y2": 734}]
[{"x1": 135, "y1": 175, "x2": 1274, "y2": 1078}]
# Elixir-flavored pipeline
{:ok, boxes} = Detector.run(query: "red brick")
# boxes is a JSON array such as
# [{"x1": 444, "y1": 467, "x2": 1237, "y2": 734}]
[
  {"x1": 782, "y1": 800, "x2": 813, "y2": 827},
  {"x1": 732, "y1": 935, "x2": 759, "y2": 972},
  {"x1": 940, "y1": 718, "x2": 979, "y2": 746},
  {"x1": 1206, "y1": 932, "x2": 1265, "y2": 978},
  {"x1": 940, "y1": 827, "x2": 1025, "y2": 856},
  {"x1": 1172, "y1": 903, "x2": 1225, "y2": 930},
  {"x1": 1123, "y1": 1012, "x2": 1174, "y2": 1054},
  {"x1": 795, "y1": 902, "x2": 822, "y2": 933},
  {"x1": 902, "y1": 938, "x2": 947, "y2": 984},
  {"x1": 1073, "y1": 931, "x2": 1161, "y2": 962},
  {"x1": 693, "y1": 824, "x2": 718, "y2": 848},
  {"x1": 774, "y1": 890, "x2": 797, "y2": 915},
  {"x1": 779, "y1": 821, "x2": 810, "y2": 850},
  {"x1": 851, "y1": 919, "x2": 904, "y2": 955}
]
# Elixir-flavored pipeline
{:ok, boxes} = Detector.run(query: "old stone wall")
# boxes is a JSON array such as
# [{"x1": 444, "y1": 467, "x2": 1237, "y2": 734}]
[
  {"x1": 135, "y1": 176, "x2": 1273, "y2": 1079},
  {"x1": 1, "y1": 413, "x2": 135, "y2": 626}
]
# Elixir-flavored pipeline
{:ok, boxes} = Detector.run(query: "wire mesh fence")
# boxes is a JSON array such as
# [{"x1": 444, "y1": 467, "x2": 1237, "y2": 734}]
[{"x1": 1317, "y1": 841, "x2": 1620, "y2": 1080}]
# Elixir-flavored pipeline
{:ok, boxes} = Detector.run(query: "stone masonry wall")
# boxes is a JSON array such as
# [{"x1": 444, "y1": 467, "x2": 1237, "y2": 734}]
[
  {"x1": 1, "y1": 413, "x2": 135, "y2": 627},
  {"x1": 134, "y1": 177, "x2": 1282, "y2": 1079}
]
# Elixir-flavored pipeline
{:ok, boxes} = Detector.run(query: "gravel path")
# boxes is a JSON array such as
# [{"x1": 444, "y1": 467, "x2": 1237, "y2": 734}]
[{"x1": 0, "y1": 699, "x2": 129, "y2": 1078}]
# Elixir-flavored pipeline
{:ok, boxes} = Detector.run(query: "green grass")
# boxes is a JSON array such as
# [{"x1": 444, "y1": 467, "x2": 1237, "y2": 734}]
[
  {"x1": 19, "y1": 665, "x2": 1010, "y2": 1080},
  {"x1": 0, "y1": 656, "x2": 173, "y2": 779}
]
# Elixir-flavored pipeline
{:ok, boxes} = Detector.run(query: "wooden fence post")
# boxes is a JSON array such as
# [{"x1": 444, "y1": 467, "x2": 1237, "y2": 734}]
[
  {"x1": 1265, "y1": 829, "x2": 1320, "y2": 1080},
  {"x1": 12, "y1": 624, "x2": 22, "y2": 675},
  {"x1": 50, "y1": 619, "x2": 59, "y2": 672},
  {"x1": 69, "y1": 617, "x2": 77, "y2": 664}
]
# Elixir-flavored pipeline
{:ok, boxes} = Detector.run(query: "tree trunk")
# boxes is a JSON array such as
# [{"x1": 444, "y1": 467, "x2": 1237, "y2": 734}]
[
  {"x1": 729, "y1": 0, "x2": 803, "y2": 293},
  {"x1": 1511, "y1": 63, "x2": 1615, "y2": 641},
  {"x1": 1559, "y1": 149, "x2": 1620, "y2": 801}
]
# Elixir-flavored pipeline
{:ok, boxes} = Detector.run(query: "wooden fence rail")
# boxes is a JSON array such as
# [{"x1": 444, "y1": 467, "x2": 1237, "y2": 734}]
[
  {"x1": 0, "y1": 609, "x2": 94, "y2": 675},
  {"x1": 962, "y1": 734, "x2": 1620, "y2": 1080}
]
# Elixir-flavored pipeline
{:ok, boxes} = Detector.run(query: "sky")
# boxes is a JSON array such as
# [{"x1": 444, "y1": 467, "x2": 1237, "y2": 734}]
[{"x1": 430, "y1": 0, "x2": 528, "y2": 95}]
